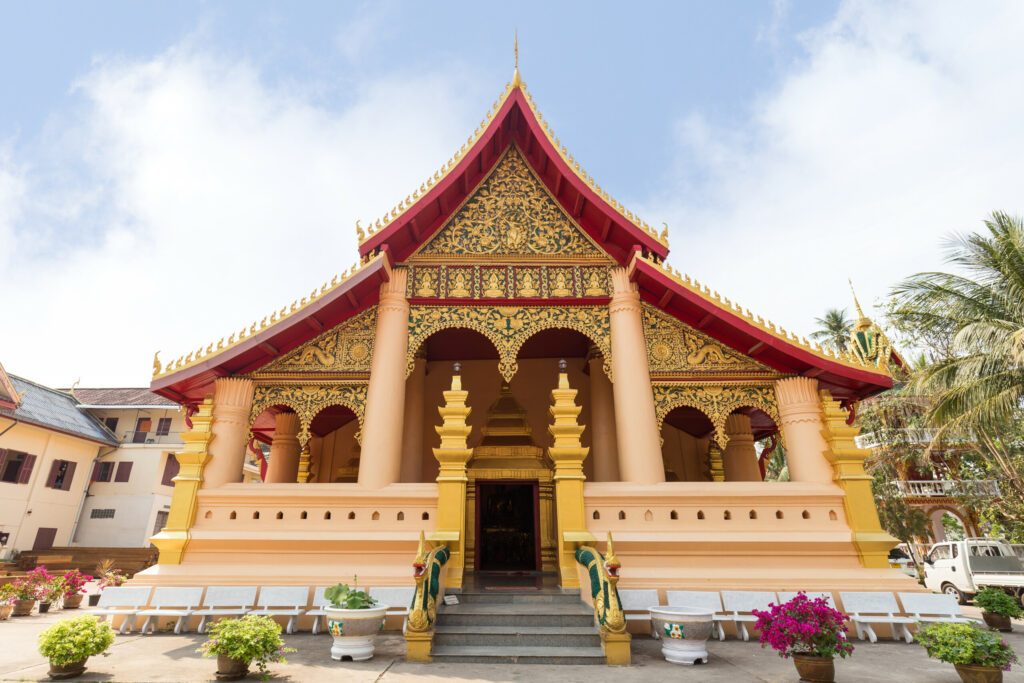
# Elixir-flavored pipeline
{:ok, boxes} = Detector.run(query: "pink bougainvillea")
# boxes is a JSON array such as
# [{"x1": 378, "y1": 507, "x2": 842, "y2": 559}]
[
  {"x1": 61, "y1": 569, "x2": 93, "y2": 597},
  {"x1": 753, "y1": 592, "x2": 854, "y2": 659}
]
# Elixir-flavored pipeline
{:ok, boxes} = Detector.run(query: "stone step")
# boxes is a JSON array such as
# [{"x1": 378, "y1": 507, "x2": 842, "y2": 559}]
[
  {"x1": 430, "y1": 645, "x2": 606, "y2": 665},
  {"x1": 433, "y1": 624, "x2": 601, "y2": 648},
  {"x1": 454, "y1": 591, "x2": 583, "y2": 605}
]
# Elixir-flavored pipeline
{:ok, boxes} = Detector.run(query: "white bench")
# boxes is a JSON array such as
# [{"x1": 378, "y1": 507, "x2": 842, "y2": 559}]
[
  {"x1": 248, "y1": 586, "x2": 309, "y2": 634},
  {"x1": 778, "y1": 591, "x2": 834, "y2": 605},
  {"x1": 666, "y1": 590, "x2": 730, "y2": 641},
  {"x1": 306, "y1": 587, "x2": 331, "y2": 635},
  {"x1": 721, "y1": 591, "x2": 776, "y2": 641},
  {"x1": 368, "y1": 587, "x2": 415, "y2": 631},
  {"x1": 616, "y1": 589, "x2": 661, "y2": 635},
  {"x1": 194, "y1": 586, "x2": 257, "y2": 634},
  {"x1": 898, "y1": 592, "x2": 981, "y2": 625},
  {"x1": 137, "y1": 587, "x2": 205, "y2": 634},
  {"x1": 92, "y1": 586, "x2": 152, "y2": 634},
  {"x1": 840, "y1": 592, "x2": 915, "y2": 643}
]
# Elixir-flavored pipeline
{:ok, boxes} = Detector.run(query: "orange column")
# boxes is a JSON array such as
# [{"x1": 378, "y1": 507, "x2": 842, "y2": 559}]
[
  {"x1": 202, "y1": 377, "x2": 254, "y2": 488},
  {"x1": 265, "y1": 412, "x2": 300, "y2": 483},
  {"x1": 358, "y1": 268, "x2": 410, "y2": 489},
  {"x1": 774, "y1": 377, "x2": 834, "y2": 483},
  {"x1": 587, "y1": 350, "x2": 619, "y2": 482},
  {"x1": 722, "y1": 413, "x2": 761, "y2": 481},
  {"x1": 400, "y1": 356, "x2": 426, "y2": 482},
  {"x1": 609, "y1": 267, "x2": 665, "y2": 484}
]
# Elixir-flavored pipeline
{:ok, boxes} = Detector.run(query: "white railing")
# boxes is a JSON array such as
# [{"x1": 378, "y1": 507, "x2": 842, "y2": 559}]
[
  {"x1": 856, "y1": 429, "x2": 939, "y2": 449},
  {"x1": 121, "y1": 430, "x2": 182, "y2": 445},
  {"x1": 895, "y1": 479, "x2": 1000, "y2": 498}
]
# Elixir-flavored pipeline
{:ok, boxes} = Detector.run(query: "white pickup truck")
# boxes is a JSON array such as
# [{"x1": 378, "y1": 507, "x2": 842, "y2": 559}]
[{"x1": 923, "y1": 538, "x2": 1024, "y2": 604}]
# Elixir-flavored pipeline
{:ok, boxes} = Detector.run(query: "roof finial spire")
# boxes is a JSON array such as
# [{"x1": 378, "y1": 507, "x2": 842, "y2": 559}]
[
  {"x1": 511, "y1": 30, "x2": 522, "y2": 88},
  {"x1": 848, "y1": 277, "x2": 872, "y2": 331}
]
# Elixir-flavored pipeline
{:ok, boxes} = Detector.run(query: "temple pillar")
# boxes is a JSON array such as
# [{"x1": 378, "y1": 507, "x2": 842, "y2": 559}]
[
  {"x1": 400, "y1": 356, "x2": 426, "y2": 482},
  {"x1": 722, "y1": 413, "x2": 761, "y2": 481},
  {"x1": 608, "y1": 267, "x2": 664, "y2": 484},
  {"x1": 202, "y1": 377, "x2": 254, "y2": 489},
  {"x1": 587, "y1": 350, "x2": 619, "y2": 482},
  {"x1": 432, "y1": 365, "x2": 473, "y2": 589},
  {"x1": 359, "y1": 268, "x2": 410, "y2": 489},
  {"x1": 774, "y1": 377, "x2": 834, "y2": 484},
  {"x1": 265, "y1": 412, "x2": 300, "y2": 483}
]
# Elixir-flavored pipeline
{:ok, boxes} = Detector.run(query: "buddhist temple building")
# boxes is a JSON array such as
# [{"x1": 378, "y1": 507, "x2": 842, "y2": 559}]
[{"x1": 141, "y1": 62, "x2": 914, "y2": 644}]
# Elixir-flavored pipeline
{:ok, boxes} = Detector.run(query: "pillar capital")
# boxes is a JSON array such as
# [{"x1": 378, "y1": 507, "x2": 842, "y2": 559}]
[
  {"x1": 773, "y1": 376, "x2": 833, "y2": 483},
  {"x1": 203, "y1": 377, "x2": 255, "y2": 489}
]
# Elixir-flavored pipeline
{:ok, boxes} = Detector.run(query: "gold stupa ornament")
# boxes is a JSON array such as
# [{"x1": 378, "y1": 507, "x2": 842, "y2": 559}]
[{"x1": 847, "y1": 279, "x2": 893, "y2": 369}]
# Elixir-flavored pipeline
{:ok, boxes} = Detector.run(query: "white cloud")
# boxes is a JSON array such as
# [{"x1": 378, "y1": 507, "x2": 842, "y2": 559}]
[
  {"x1": 2, "y1": 44, "x2": 483, "y2": 386},
  {"x1": 646, "y1": 0, "x2": 1024, "y2": 343}
]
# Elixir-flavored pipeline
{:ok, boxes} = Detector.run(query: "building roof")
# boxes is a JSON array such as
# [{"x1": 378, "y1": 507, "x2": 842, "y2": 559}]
[
  {"x1": 0, "y1": 362, "x2": 19, "y2": 410},
  {"x1": 1, "y1": 375, "x2": 118, "y2": 446},
  {"x1": 70, "y1": 387, "x2": 179, "y2": 408}
]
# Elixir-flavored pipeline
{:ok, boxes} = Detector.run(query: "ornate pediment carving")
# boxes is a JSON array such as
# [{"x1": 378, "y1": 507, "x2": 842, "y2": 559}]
[
  {"x1": 643, "y1": 305, "x2": 771, "y2": 376},
  {"x1": 415, "y1": 146, "x2": 605, "y2": 259},
  {"x1": 260, "y1": 308, "x2": 376, "y2": 374}
]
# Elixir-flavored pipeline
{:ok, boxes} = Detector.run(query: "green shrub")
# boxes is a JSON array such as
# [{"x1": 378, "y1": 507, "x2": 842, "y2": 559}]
[
  {"x1": 917, "y1": 622, "x2": 1019, "y2": 669},
  {"x1": 38, "y1": 615, "x2": 115, "y2": 666},
  {"x1": 197, "y1": 615, "x2": 293, "y2": 679},
  {"x1": 324, "y1": 579, "x2": 377, "y2": 609},
  {"x1": 976, "y1": 587, "x2": 1024, "y2": 619}
]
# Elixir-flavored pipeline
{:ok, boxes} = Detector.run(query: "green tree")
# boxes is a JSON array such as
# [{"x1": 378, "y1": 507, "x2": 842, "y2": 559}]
[{"x1": 810, "y1": 308, "x2": 853, "y2": 352}]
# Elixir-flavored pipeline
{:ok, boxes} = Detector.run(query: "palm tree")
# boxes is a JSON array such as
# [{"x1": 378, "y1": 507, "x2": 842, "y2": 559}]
[{"x1": 810, "y1": 308, "x2": 853, "y2": 352}]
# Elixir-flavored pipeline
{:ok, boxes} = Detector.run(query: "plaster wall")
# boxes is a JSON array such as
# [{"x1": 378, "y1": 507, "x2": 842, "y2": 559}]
[
  {"x1": 659, "y1": 424, "x2": 709, "y2": 482},
  {"x1": 0, "y1": 420, "x2": 100, "y2": 552},
  {"x1": 74, "y1": 494, "x2": 169, "y2": 547},
  {"x1": 86, "y1": 408, "x2": 183, "y2": 445},
  {"x1": 309, "y1": 419, "x2": 360, "y2": 483}
]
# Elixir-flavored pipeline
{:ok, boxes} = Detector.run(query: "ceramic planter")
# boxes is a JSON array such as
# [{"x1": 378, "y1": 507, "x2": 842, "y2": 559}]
[
  {"x1": 0, "y1": 604, "x2": 13, "y2": 620},
  {"x1": 649, "y1": 607, "x2": 715, "y2": 665},
  {"x1": 215, "y1": 654, "x2": 249, "y2": 681},
  {"x1": 13, "y1": 599, "x2": 35, "y2": 616},
  {"x1": 982, "y1": 611, "x2": 1012, "y2": 632},
  {"x1": 87, "y1": 595, "x2": 100, "y2": 607},
  {"x1": 954, "y1": 663, "x2": 1004, "y2": 683},
  {"x1": 63, "y1": 594, "x2": 84, "y2": 610},
  {"x1": 324, "y1": 606, "x2": 388, "y2": 661},
  {"x1": 792, "y1": 654, "x2": 835, "y2": 683},
  {"x1": 47, "y1": 658, "x2": 88, "y2": 680}
]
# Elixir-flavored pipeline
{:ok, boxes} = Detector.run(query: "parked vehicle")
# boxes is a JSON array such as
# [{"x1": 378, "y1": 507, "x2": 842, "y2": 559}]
[
  {"x1": 889, "y1": 544, "x2": 918, "y2": 577},
  {"x1": 923, "y1": 538, "x2": 1024, "y2": 604}
]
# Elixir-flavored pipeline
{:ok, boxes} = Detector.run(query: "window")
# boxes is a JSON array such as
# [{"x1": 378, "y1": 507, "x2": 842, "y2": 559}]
[
  {"x1": 160, "y1": 454, "x2": 180, "y2": 486},
  {"x1": 929, "y1": 545, "x2": 952, "y2": 562},
  {"x1": 114, "y1": 462, "x2": 133, "y2": 483},
  {"x1": 92, "y1": 461, "x2": 114, "y2": 483},
  {"x1": 46, "y1": 459, "x2": 77, "y2": 491},
  {"x1": 0, "y1": 449, "x2": 36, "y2": 484},
  {"x1": 103, "y1": 417, "x2": 119, "y2": 433},
  {"x1": 132, "y1": 417, "x2": 152, "y2": 444},
  {"x1": 89, "y1": 508, "x2": 115, "y2": 519},
  {"x1": 155, "y1": 418, "x2": 172, "y2": 436}
]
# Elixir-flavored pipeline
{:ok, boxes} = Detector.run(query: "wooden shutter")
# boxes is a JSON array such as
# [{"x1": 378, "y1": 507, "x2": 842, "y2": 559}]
[
  {"x1": 0, "y1": 449, "x2": 7, "y2": 478},
  {"x1": 91, "y1": 461, "x2": 100, "y2": 482},
  {"x1": 156, "y1": 418, "x2": 172, "y2": 436},
  {"x1": 61, "y1": 461, "x2": 77, "y2": 491},
  {"x1": 114, "y1": 461, "x2": 133, "y2": 483},
  {"x1": 45, "y1": 459, "x2": 60, "y2": 488},
  {"x1": 17, "y1": 454, "x2": 36, "y2": 484},
  {"x1": 161, "y1": 454, "x2": 180, "y2": 486}
]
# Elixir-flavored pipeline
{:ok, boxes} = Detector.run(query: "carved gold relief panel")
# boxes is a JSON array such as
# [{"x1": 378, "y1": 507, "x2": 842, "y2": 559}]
[
  {"x1": 407, "y1": 305, "x2": 611, "y2": 382},
  {"x1": 416, "y1": 146, "x2": 604, "y2": 258},
  {"x1": 405, "y1": 264, "x2": 610, "y2": 301},
  {"x1": 260, "y1": 308, "x2": 376, "y2": 374},
  {"x1": 249, "y1": 382, "x2": 368, "y2": 445},
  {"x1": 653, "y1": 383, "x2": 779, "y2": 448},
  {"x1": 643, "y1": 305, "x2": 771, "y2": 377}
]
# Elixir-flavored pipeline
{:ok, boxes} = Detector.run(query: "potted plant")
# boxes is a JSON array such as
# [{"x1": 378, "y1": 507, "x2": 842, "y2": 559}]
[
  {"x1": 0, "y1": 583, "x2": 16, "y2": 620},
  {"x1": 60, "y1": 570, "x2": 92, "y2": 610},
  {"x1": 90, "y1": 561, "x2": 126, "y2": 607},
  {"x1": 976, "y1": 588, "x2": 1022, "y2": 633},
  {"x1": 41, "y1": 576, "x2": 67, "y2": 613},
  {"x1": 323, "y1": 579, "x2": 387, "y2": 661},
  {"x1": 11, "y1": 566, "x2": 53, "y2": 616},
  {"x1": 37, "y1": 615, "x2": 115, "y2": 679},
  {"x1": 752, "y1": 592, "x2": 854, "y2": 683},
  {"x1": 197, "y1": 614, "x2": 293, "y2": 681},
  {"x1": 649, "y1": 606, "x2": 716, "y2": 664},
  {"x1": 918, "y1": 622, "x2": 1019, "y2": 683}
]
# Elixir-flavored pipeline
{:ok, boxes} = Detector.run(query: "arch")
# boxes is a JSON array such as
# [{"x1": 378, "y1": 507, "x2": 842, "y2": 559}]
[
  {"x1": 276, "y1": 511, "x2": 284, "y2": 520},
  {"x1": 618, "y1": 510, "x2": 626, "y2": 520},
  {"x1": 248, "y1": 384, "x2": 368, "y2": 447},
  {"x1": 697, "y1": 510, "x2": 705, "y2": 520},
  {"x1": 749, "y1": 510, "x2": 757, "y2": 520},
  {"x1": 593, "y1": 510, "x2": 601, "y2": 520},
  {"x1": 324, "y1": 511, "x2": 332, "y2": 520},
  {"x1": 724, "y1": 510, "x2": 732, "y2": 520},
  {"x1": 204, "y1": 511, "x2": 212, "y2": 520},
  {"x1": 801, "y1": 510, "x2": 810, "y2": 519},
  {"x1": 775, "y1": 510, "x2": 783, "y2": 520},
  {"x1": 644, "y1": 509, "x2": 653, "y2": 522},
  {"x1": 828, "y1": 510, "x2": 837, "y2": 521},
  {"x1": 253, "y1": 511, "x2": 260, "y2": 520},
  {"x1": 347, "y1": 511, "x2": 356, "y2": 520},
  {"x1": 397, "y1": 511, "x2": 405, "y2": 521},
  {"x1": 229, "y1": 511, "x2": 237, "y2": 520},
  {"x1": 652, "y1": 383, "x2": 780, "y2": 448},
  {"x1": 670, "y1": 510, "x2": 678, "y2": 520},
  {"x1": 300, "y1": 511, "x2": 308, "y2": 520},
  {"x1": 372, "y1": 511, "x2": 380, "y2": 521},
  {"x1": 421, "y1": 512, "x2": 430, "y2": 520}
]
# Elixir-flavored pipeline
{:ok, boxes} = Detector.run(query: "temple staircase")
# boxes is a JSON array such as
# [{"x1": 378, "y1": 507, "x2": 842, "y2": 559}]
[{"x1": 430, "y1": 584, "x2": 605, "y2": 664}]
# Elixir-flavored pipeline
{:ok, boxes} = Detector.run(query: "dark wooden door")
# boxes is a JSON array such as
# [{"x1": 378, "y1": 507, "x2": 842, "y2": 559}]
[
  {"x1": 475, "y1": 481, "x2": 540, "y2": 572},
  {"x1": 32, "y1": 527, "x2": 57, "y2": 551},
  {"x1": 133, "y1": 417, "x2": 152, "y2": 444}
]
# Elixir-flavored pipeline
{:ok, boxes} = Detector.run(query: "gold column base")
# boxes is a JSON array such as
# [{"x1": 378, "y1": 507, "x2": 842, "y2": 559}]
[
  {"x1": 405, "y1": 629, "x2": 434, "y2": 662},
  {"x1": 149, "y1": 530, "x2": 189, "y2": 565},
  {"x1": 601, "y1": 630, "x2": 632, "y2": 666}
]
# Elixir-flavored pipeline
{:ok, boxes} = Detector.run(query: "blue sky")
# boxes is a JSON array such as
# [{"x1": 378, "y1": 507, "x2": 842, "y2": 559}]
[{"x1": 3, "y1": 1, "x2": 1023, "y2": 385}]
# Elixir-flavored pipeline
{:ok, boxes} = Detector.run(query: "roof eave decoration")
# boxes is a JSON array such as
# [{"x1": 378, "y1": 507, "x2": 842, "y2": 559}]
[
  {"x1": 0, "y1": 361, "x2": 20, "y2": 410},
  {"x1": 630, "y1": 253, "x2": 894, "y2": 400},
  {"x1": 150, "y1": 253, "x2": 391, "y2": 401},
  {"x1": 356, "y1": 77, "x2": 669, "y2": 265}
]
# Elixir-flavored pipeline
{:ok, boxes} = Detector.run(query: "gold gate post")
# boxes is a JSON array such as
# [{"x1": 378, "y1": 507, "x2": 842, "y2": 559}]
[
  {"x1": 432, "y1": 363, "x2": 473, "y2": 588},
  {"x1": 820, "y1": 390, "x2": 898, "y2": 568},
  {"x1": 548, "y1": 360, "x2": 594, "y2": 588},
  {"x1": 150, "y1": 398, "x2": 214, "y2": 564}
]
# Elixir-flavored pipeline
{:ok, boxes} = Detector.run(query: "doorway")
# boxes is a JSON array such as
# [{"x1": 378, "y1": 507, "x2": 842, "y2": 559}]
[{"x1": 475, "y1": 481, "x2": 540, "y2": 572}]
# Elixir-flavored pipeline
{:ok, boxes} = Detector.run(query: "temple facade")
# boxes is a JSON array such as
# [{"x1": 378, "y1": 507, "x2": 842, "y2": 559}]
[{"x1": 142, "y1": 70, "x2": 914, "y2": 608}]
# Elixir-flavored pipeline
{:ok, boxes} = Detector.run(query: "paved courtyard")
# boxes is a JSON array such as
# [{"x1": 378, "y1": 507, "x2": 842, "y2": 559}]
[{"x1": 2, "y1": 605, "x2": 1023, "y2": 682}]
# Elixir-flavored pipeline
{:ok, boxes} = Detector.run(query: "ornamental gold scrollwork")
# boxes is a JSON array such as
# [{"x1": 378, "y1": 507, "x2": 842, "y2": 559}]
[
  {"x1": 417, "y1": 147, "x2": 603, "y2": 257},
  {"x1": 261, "y1": 309, "x2": 376, "y2": 374},
  {"x1": 407, "y1": 305, "x2": 611, "y2": 382},
  {"x1": 406, "y1": 264, "x2": 610, "y2": 300},
  {"x1": 249, "y1": 383, "x2": 368, "y2": 445},
  {"x1": 643, "y1": 305, "x2": 770, "y2": 375},
  {"x1": 652, "y1": 383, "x2": 779, "y2": 448}
]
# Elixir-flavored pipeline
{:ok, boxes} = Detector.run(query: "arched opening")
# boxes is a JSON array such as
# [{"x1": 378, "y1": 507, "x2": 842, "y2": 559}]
[
  {"x1": 421, "y1": 512, "x2": 429, "y2": 521},
  {"x1": 660, "y1": 406, "x2": 715, "y2": 482},
  {"x1": 249, "y1": 404, "x2": 298, "y2": 484},
  {"x1": 724, "y1": 407, "x2": 778, "y2": 482},
  {"x1": 670, "y1": 510, "x2": 678, "y2": 520},
  {"x1": 204, "y1": 511, "x2": 212, "y2": 519},
  {"x1": 276, "y1": 511, "x2": 284, "y2": 520},
  {"x1": 324, "y1": 511, "x2": 332, "y2": 520},
  {"x1": 397, "y1": 511, "x2": 405, "y2": 521},
  {"x1": 300, "y1": 511, "x2": 307, "y2": 520},
  {"x1": 308, "y1": 404, "x2": 360, "y2": 483}
]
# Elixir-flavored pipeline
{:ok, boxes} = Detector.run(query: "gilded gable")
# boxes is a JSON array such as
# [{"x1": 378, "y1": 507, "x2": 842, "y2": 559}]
[
  {"x1": 642, "y1": 305, "x2": 772, "y2": 376},
  {"x1": 259, "y1": 308, "x2": 376, "y2": 374},
  {"x1": 416, "y1": 146, "x2": 604, "y2": 258}
]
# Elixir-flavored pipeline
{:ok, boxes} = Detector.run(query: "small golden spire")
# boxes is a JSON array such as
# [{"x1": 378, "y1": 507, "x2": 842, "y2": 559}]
[
  {"x1": 848, "y1": 278, "x2": 872, "y2": 331},
  {"x1": 511, "y1": 30, "x2": 522, "y2": 88}
]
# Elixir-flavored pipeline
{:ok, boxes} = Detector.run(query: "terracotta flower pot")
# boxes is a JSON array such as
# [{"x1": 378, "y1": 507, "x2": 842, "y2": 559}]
[
  {"x1": 793, "y1": 654, "x2": 835, "y2": 683},
  {"x1": 982, "y1": 611, "x2": 1013, "y2": 632},
  {"x1": 13, "y1": 599, "x2": 35, "y2": 616},
  {"x1": 47, "y1": 658, "x2": 88, "y2": 680},
  {"x1": 954, "y1": 663, "x2": 1004, "y2": 683},
  {"x1": 324, "y1": 606, "x2": 388, "y2": 661},
  {"x1": 215, "y1": 654, "x2": 249, "y2": 681},
  {"x1": 62, "y1": 594, "x2": 84, "y2": 610},
  {"x1": 39, "y1": 602, "x2": 51, "y2": 614},
  {"x1": 87, "y1": 594, "x2": 100, "y2": 607},
  {"x1": 0, "y1": 604, "x2": 13, "y2": 620}
]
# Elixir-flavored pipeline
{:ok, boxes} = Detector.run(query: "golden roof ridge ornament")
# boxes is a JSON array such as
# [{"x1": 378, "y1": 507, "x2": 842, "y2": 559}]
[
  {"x1": 512, "y1": 30, "x2": 522, "y2": 88},
  {"x1": 848, "y1": 277, "x2": 872, "y2": 331}
]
